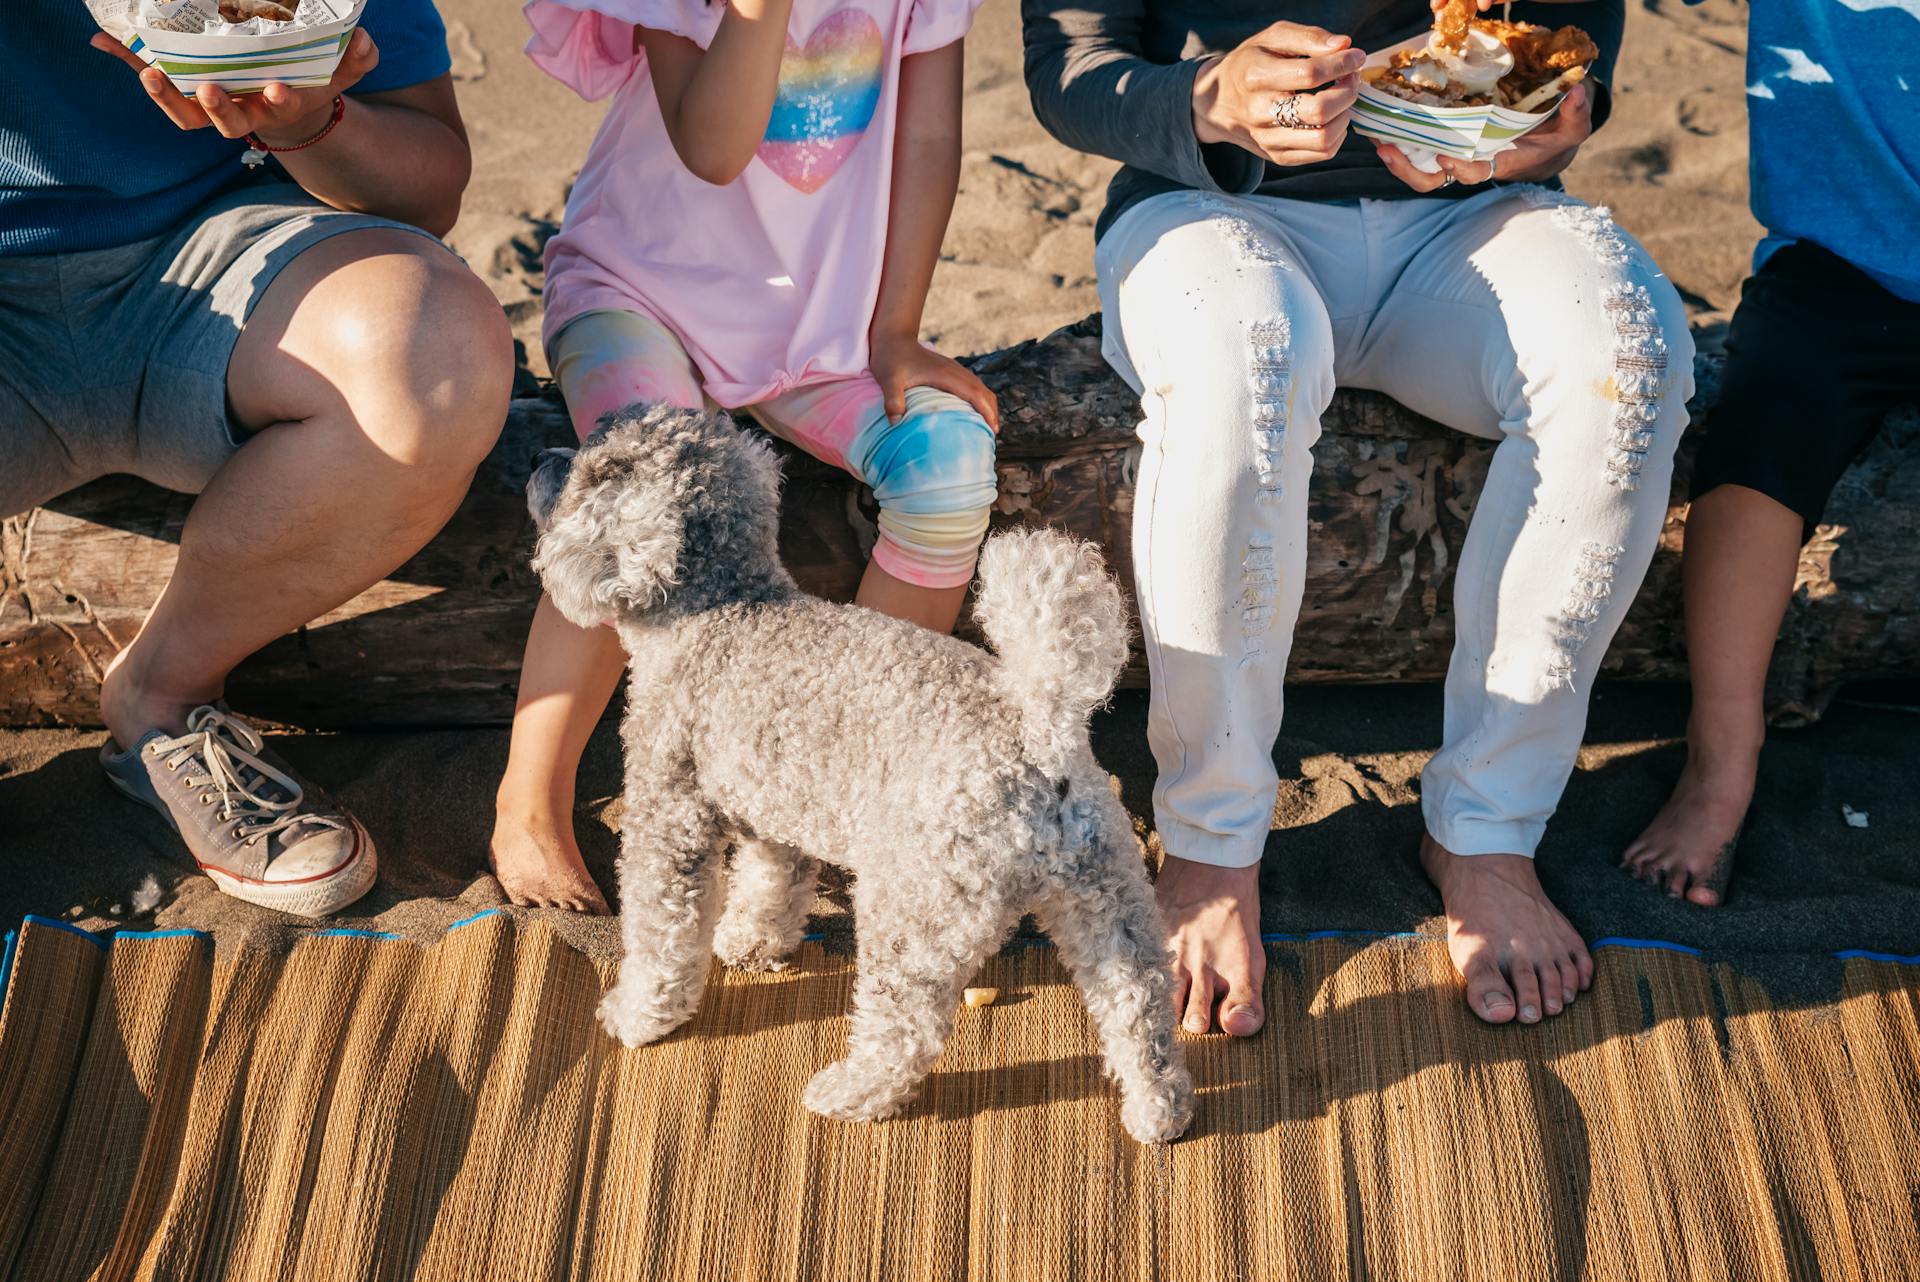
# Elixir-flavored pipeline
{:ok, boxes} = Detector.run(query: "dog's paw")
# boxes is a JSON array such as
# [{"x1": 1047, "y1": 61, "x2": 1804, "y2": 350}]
[
  {"x1": 1119, "y1": 1067, "x2": 1196, "y2": 1144},
  {"x1": 596, "y1": 989, "x2": 686, "y2": 1048},
  {"x1": 802, "y1": 1060, "x2": 917, "y2": 1123},
  {"x1": 711, "y1": 924, "x2": 797, "y2": 972}
]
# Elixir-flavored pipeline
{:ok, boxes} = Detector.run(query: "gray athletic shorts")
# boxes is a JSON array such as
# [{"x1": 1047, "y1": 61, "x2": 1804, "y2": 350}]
[{"x1": 0, "y1": 184, "x2": 438, "y2": 519}]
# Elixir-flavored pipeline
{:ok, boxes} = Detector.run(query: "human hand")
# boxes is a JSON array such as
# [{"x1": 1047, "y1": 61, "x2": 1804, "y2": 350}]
[
  {"x1": 90, "y1": 27, "x2": 378, "y2": 146},
  {"x1": 1374, "y1": 81, "x2": 1592, "y2": 191},
  {"x1": 1191, "y1": 23, "x2": 1366, "y2": 168},
  {"x1": 871, "y1": 332, "x2": 1000, "y2": 430}
]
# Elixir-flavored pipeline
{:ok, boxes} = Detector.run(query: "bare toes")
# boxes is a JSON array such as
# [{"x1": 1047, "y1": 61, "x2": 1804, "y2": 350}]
[
  {"x1": 1512, "y1": 964, "x2": 1543, "y2": 1024},
  {"x1": 1463, "y1": 958, "x2": 1517, "y2": 1024}
]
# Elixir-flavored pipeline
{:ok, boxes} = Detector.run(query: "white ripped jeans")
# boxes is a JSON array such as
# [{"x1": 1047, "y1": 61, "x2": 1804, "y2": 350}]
[{"x1": 1096, "y1": 185, "x2": 1694, "y2": 867}]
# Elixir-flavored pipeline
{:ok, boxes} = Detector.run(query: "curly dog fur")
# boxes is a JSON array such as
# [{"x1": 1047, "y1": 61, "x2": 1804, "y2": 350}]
[{"x1": 529, "y1": 403, "x2": 1194, "y2": 1143}]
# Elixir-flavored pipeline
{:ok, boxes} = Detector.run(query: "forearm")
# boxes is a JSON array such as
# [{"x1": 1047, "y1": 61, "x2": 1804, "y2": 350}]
[
  {"x1": 646, "y1": 0, "x2": 794, "y2": 185},
  {"x1": 1021, "y1": 1, "x2": 1261, "y2": 193},
  {"x1": 871, "y1": 44, "x2": 962, "y2": 342},
  {"x1": 267, "y1": 87, "x2": 470, "y2": 235}
]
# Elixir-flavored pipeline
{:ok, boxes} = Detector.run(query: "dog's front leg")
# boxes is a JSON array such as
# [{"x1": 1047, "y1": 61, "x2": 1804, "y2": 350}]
[
  {"x1": 803, "y1": 877, "x2": 1016, "y2": 1124},
  {"x1": 599, "y1": 794, "x2": 725, "y2": 1047}
]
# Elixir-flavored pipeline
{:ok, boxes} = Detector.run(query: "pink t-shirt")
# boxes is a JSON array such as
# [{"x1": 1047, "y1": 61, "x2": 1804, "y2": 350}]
[{"x1": 525, "y1": 0, "x2": 981, "y2": 407}]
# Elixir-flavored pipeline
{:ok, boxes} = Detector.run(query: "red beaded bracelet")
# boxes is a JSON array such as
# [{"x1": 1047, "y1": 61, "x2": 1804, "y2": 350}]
[{"x1": 241, "y1": 94, "x2": 345, "y2": 168}]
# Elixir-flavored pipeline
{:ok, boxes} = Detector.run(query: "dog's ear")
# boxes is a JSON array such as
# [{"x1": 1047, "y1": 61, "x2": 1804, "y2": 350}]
[
  {"x1": 530, "y1": 460, "x2": 684, "y2": 629},
  {"x1": 526, "y1": 447, "x2": 577, "y2": 533}
]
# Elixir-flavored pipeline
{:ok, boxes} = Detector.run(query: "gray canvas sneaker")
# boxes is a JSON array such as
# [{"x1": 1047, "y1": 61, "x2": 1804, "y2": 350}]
[{"x1": 101, "y1": 704, "x2": 377, "y2": 917}]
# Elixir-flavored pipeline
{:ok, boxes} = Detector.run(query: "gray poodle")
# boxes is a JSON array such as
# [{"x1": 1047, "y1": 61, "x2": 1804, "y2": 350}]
[{"x1": 527, "y1": 403, "x2": 1194, "y2": 1144}]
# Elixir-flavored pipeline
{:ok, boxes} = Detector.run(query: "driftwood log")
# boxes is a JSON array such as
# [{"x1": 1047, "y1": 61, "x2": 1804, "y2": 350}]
[{"x1": 3, "y1": 316, "x2": 1915, "y2": 728}]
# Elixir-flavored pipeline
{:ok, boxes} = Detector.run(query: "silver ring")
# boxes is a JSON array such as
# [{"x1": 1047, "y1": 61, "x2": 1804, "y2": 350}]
[
  {"x1": 1488, "y1": 152, "x2": 1500, "y2": 181},
  {"x1": 1441, "y1": 174, "x2": 1457, "y2": 187},
  {"x1": 1271, "y1": 94, "x2": 1312, "y2": 130}
]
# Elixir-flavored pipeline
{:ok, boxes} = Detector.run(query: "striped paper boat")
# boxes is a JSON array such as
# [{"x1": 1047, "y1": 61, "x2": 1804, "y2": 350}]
[
  {"x1": 128, "y1": 0, "x2": 366, "y2": 95},
  {"x1": 1351, "y1": 33, "x2": 1570, "y2": 172}
]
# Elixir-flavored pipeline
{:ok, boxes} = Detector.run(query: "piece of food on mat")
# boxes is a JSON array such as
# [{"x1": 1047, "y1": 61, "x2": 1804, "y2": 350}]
[
  {"x1": 962, "y1": 987, "x2": 1000, "y2": 1008},
  {"x1": 217, "y1": 0, "x2": 297, "y2": 23},
  {"x1": 1368, "y1": 8, "x2": 1597, "y2": 110}
]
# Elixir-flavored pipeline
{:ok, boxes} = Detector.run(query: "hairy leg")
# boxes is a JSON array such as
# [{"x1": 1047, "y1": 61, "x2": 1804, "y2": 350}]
[
  {"x1": 99, "y1": 230, "x2": 510, "y2": 744},
  {"x1": 599, "y1": 790, "x2": 725, "y2": 1047},
  {"x1": 712, "y1": 839, "x2": 818, "y2": 970},
  {"x1": 491, "y1": 595, "x2": 623, "y2": 913},
  {"x1": 1621, "y1": 485, "x2": 1801, "y2": 904},
  {"x1": 1037, "y1": 804, "x2": 1193, "y2": 1142},
  {"x1": 803, "y1": 874, "x2": 1016, "y2": 1123}
]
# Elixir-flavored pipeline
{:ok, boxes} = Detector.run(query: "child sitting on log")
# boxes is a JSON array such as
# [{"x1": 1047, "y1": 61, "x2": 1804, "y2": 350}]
[
  {"x1": 489, "y1": 0, "x2": 1001, "y2": 911},
  {"x1": 1622, "y1": 0, "x2": 1919, "y2": 904}
]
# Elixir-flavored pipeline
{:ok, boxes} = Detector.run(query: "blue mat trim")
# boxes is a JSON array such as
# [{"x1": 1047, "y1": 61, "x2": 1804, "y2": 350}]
[
  {"x1": 1835, "y1": 948, "x2": 1920, "y2": 966},
  {"x1": 1590, "y1": 936, "x2": 1705, "y2": 957},
  {"x1": 4, "y1": 909, "x2": 1916, "y2": 1030}
]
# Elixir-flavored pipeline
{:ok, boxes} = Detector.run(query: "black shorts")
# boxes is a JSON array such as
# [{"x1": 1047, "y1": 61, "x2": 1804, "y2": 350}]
[{"x1": 1689, "y1": 241, "x2": 1920, "y2": 541}]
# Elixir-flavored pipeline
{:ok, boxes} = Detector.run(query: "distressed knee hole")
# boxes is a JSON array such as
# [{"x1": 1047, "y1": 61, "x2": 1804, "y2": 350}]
[
  {"x1": 1601, "y1": 285, "x2": 1670, "y2": 492},
  {"x1": 1545, "y1": 540, "x2": 1624, "y2": 692},
  {"x1": 1193, "y1": 194, "x2": 1293, "y2": 270},
  {"x1": 1516, "y1": 189, "x2": 1633, "y2": 266},
  {"x1": 1239, "y1": 531, "x2": 1278, "y2": 667},
  {"x1": 1247, "y1": 318, "x2": 1292, "y2": 507}
]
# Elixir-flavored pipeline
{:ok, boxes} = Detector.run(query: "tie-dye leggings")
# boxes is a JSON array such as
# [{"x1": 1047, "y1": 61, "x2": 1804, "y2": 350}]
[{"x1": 547, "y1": 309, "x2": 999, "y2": 589}]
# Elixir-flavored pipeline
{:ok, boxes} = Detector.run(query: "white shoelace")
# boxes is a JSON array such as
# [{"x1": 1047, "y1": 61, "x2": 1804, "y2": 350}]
[{"x1": 149, "y1": 707, "x2": 345, "y2": 849}]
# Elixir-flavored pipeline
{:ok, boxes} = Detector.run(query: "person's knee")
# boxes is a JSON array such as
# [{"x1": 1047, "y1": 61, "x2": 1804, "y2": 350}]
[
  {"x1": 321, "y1": 242, "x2": 513, "y2": 475},
  {"x1": 866, "y1": 393, "x2": 1000, "y2": 585}
]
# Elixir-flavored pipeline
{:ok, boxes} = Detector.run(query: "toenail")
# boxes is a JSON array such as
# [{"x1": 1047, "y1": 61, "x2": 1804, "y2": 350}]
[
  {"x1": 1521, "y1": 1005, "x2": 1539, "y2": 1020},
  {"x1": 1483, "y1": 995, "x2": 1511, "y2": 1013}
]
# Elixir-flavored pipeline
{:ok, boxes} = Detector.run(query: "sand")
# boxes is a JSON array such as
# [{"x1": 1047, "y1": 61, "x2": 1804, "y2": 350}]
[
  {"x1": 7, "y1": 1, "x2": 1908, "y2": 1008},
  {"x1": 5, "y1": 683, "x2": 1917, "y2": 1008}
]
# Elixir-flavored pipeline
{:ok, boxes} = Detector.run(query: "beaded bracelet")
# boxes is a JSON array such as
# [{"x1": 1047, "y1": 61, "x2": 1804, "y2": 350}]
[{"x1": 242, "y1": 94, "x2": 345, "y2": 168}]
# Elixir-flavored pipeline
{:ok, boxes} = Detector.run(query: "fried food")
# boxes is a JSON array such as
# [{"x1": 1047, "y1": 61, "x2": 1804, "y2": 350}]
[
  {"x1": 1432, "y1": 0, "x2": 1475, "y2": 53},
  {"x1": 218, "y1": 0, "x2": 296, "y2": 23},
  {"x1": 1497, "y1": 22, "x2": 1600, "y2": 88},
  {"x1": 1370, "y1": 8, "x2": 1596, "y2": 112}
]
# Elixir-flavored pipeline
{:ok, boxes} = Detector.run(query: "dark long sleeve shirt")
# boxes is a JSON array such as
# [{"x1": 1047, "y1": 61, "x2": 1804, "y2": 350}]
[{"x1": 1021, "y1": 0, "x2": 1624, "y2": 239}]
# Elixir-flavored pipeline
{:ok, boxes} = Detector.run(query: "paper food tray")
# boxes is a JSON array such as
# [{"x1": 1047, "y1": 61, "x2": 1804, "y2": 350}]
[
  {"x1": 1350, "y1": 32, "x2": 1576, "y2": 172},
  {"x1": 121, "y1": 0, "x2": 366, "y2": 95}
]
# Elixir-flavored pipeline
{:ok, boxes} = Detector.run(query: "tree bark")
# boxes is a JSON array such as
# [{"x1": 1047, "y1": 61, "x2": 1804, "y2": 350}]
[{"x1": 3, "y1": 316, "x2": 1913, "y2": 728}]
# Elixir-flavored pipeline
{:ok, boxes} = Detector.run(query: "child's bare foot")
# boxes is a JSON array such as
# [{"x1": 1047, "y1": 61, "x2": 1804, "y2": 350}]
[
  {"x1": 489, "y1": 803, "x2": 611, "y2": 914},
  {"x1": 1419, "y1": 835, "x2": 1592, "y2": 1025},
  {"x1": 1620, "y1": 749, "x2": 1755, "y2": 907}
]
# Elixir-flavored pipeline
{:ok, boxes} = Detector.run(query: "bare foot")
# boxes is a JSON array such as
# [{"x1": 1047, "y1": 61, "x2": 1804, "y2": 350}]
[
  {"x1": 1419, "y1": 835, "x2": 1592, "y2": 1025},
  {"x1": 1154, "y1": 855, "x2": 1264, "y2": 1036},
  {"x1": 489, "y1": 803, "x2": 611, "y2": 914},
  {"x1": 1619, "y1": 751, "x2": 1754, "y2": 907}
]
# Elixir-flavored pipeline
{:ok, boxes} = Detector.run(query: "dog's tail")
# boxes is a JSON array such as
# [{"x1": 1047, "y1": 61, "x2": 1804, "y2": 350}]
[{"x1": 972, "y1": 527, "x2": 1130, "y2": 777}]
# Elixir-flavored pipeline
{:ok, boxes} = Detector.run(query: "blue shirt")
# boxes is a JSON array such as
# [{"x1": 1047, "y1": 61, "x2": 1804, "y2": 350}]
[
  {"x1": 1740, "y1": 0, "x2": 1920, "y2": 302},
  {"x1": 0, "y1": 0, "x2": 452, "y2": 256}
]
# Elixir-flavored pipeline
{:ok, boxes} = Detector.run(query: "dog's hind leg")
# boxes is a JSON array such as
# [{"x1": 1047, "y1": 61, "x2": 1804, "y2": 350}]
[
  {"x1": 802, "y1": 875, "x2": 1017, "y2": 1125},
  {"x1": 598, "y1": 793, "x2": 725, "y2": 1047},
  {"x1": 713, "y1": 839, "x2": 818, "y2": 971},
  {"x1": 1035, "y1": 819, "x2": 1195, "y2": 1143}
]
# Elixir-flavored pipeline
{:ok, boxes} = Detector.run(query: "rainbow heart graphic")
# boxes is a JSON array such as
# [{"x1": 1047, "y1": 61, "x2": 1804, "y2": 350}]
[{"x1": 756, "y1": 8, "x2": 885, "y2": 195}]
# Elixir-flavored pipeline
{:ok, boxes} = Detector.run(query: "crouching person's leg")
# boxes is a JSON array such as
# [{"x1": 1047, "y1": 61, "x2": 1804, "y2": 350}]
[
  {"x1": 101, "y1": 227, "x2": 512, "y2": 915},
  {"x1": 1363, "y1": 191, "x2": 1695, "y2": 1022},
  {"x1": 1624, "y1": 244, "x2": 1920, "y2": 906},
  {"x1": 757, "y1": 380, "x2": 999, "y2": 634},
  {"x1": 1095, "y1": 191, "x2": 1338, "y2": 1037}
]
